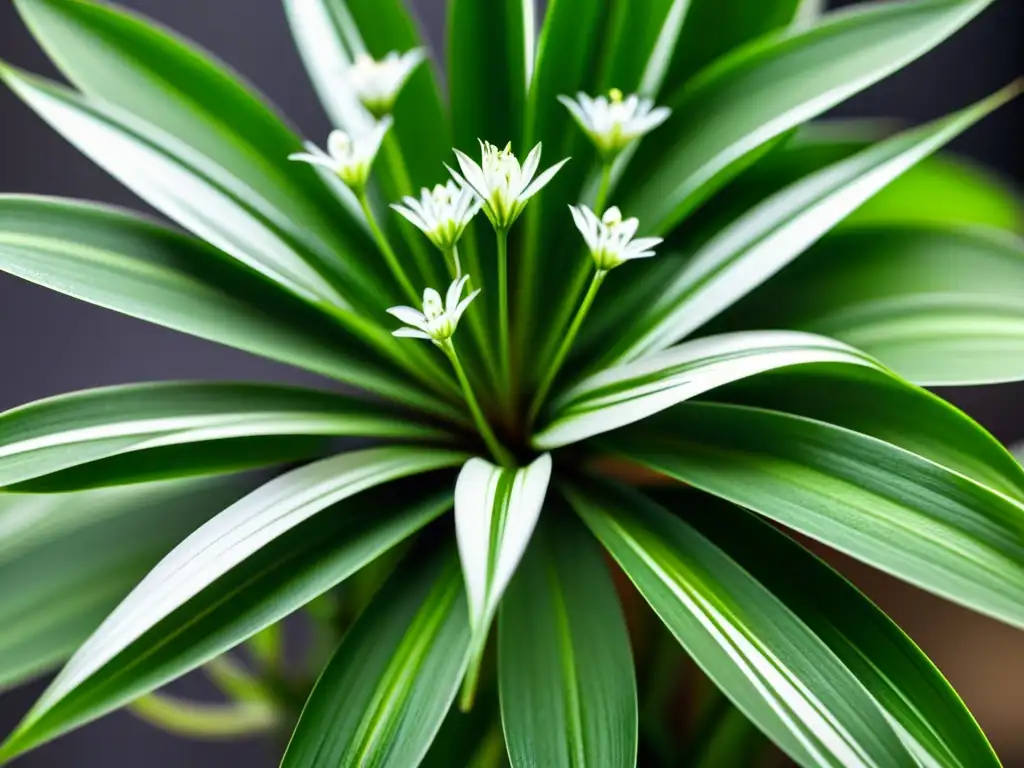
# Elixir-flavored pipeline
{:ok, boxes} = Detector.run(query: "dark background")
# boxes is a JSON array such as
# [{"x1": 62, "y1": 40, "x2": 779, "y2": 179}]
[{"x1": 1, "y1": 0, "x2": 1022, "y2": 765}]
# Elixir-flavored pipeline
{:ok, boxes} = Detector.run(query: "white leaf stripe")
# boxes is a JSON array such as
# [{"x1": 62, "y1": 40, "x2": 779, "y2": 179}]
[
  {"x1": 455, "y1": 455, "x2": 552, "y2": 634},
  {"x1": 533, "y1": 331, "x2": 881, "y2": 450},
  {"x1": 26, "y1": 447, "x2": 466, "y2": 720}
]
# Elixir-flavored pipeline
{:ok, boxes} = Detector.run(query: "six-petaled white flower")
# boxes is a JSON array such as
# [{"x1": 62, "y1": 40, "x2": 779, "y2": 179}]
[
  {"x1": 391, "y1": 180, "x2": 482, "y2": 254},
  {"x1": 558, "y1": 89, "x2": 671, "y2": 160},
  {"x1": 449, "y1": 141, "x2": 569, "y2": 231},
  {"x1": 570, "y1": 204, "x2": 663, "y2": 272},
  {"x1": 289, "y1": 118, "x2": 393, "y2": 194},
  {"x1": 347, "y1": 49, "x2": 426, "y2": 118},
  {"x1": 388, "y1": 275, "x2": 480, "y2": 345}
]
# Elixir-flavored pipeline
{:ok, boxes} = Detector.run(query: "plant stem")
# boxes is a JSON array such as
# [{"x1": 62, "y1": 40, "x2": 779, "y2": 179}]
[
  {"x1": 594, "y1": 161, "x2": 613, "y2": 215},
  {"x1": 444, "y1": 341, "x2": 515, "y2": 467},
  {"x1": 381, "y1": 132, "x2": 437, "y2": 285},
  {"x1": 495, "y1": 228, "x2": 511, "y2": 404},
  {"x1": 444, "y1": 244, "x2": 463, "y2": 279},
  {"x1": 129, "y1": 692, "x2": 279, "y2": 739},
  {"x1": 357, "y1": 191, "x2": 420, "y2": 304},
  {"x1": 529, "y1": 269, "x2": 606, "y2": 424}
]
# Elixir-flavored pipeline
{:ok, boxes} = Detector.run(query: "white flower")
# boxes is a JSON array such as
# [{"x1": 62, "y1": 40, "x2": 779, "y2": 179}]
[
  {"x1": 391, "y1": 180, "x2": 482, "y2": 252},
  {"x1": 347, "y1": 49, "x2": 425, "y2": 118},
  {"x1": 570, "y1": 204, "x2": 663, "y2": 271},
  {"x1": 388, "y1": 275, "x2": 480, "y2": 345},
  {"x1": 558, "y1": 89, "x2": 671, "y2": 159},
  {"x1": 288, "y1": 118, "x2": 393, "y2": 193},
  {"x1": 449, "y1": 141, "x2": 569, "y2": 231}
]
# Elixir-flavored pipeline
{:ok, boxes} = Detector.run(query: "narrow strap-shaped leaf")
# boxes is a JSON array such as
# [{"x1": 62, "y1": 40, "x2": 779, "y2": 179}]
[
  {"x1": 454, "y1": 454, "x2": 551, "y2": 705},
  {"x1": 533, "y1": 330, "x2": 880, "y2": 449},
  {"x1": 0, "y1": 195, "x2": 459, "y2": 418},
  {"x1": 0, "y1": 64, "x2": 382, "y2": 310},
  {"x1": 596, "y1": 0, "x2": 683, "y2": 96},
  {"x1": 12, "y1": 0, "x2": 374, "y2": 269},
  {"x1": 0, "y1": 450, "x2": 465, "y2": 761},
  {"x1": 660, "y1": 0, "x2": 801, "y2": 97},
  {"x1": 448, "y1": 0, "x2": 533, "y2": 152},
  {"x1": 566, "y1": 479, "x2": 916, "y2": 768},
  {"x1": 0, "y1": 477, "x2": 245, "y2": 692},
  {"x1": 609, "y1": 86, "x2": 1018, "y2": 364},
  {"x1": 282, "y1": 544, "x2": 470, "y2": 768},
  {"x1": 621, "y1": 0, "x2": 995, "y2": 234},
  {"x1": 0, "y1": 382, "x2": 444, "y2": 491},
  {"x1": 706, "y1": 364, "x2": 1024, "y2": 503},
  {"x1": 653, "y1": 491, "x2": 1000, "y2": 768},
  {"x1": 606, "y1": 402, "x2": 1024, "y2": 629},
  {"x1": 719, "y1": 225, "x2": 1024, "y2": 386},
  {"x1": 499, "y1": 515, "x2": 637, "y2": 768}
]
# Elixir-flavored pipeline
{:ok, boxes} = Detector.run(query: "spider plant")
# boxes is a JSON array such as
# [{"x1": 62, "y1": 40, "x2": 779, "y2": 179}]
[{"x1": 0, "y1": 0, "x2": 1023, "y2": 765}]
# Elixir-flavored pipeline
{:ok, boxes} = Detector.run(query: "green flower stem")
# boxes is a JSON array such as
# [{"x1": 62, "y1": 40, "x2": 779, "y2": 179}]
[
  {"x1": 443, "y1": 340, "x2": 515, "y2": 467},
  {"x1": 594, "y1": 161, "x2": 613, "y2": 215},
  {"x1": 357, "y1": 191, "x2": 420, "y2": 305},
  {"x1": 444, "y1": 243, "x2": 464, "y2": 279},
  {"x1": 382, "y1": 132, "x2": 437, "y2": 285},
  {"x1": 529, "y1": 269, "x2": 607, "y2": 424},
  {"x1": 129, "y1": 692, "x2": 279, "y2": 739},
  {"x1": 496, "y1": 228, "x2": 512, "y2": 404}
]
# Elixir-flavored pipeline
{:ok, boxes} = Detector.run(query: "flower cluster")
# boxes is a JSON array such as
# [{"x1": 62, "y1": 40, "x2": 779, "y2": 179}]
[
  {"x1": 388, "y1": 275, "x2": 479, "y2": 346},
  {"x1": 391, "y1": 180, "x2": 482, "y2": 257},
  {"x1": 570, "y1": 204, "x2": 663, "y2": 272},
  {"x1": 559, "y1": 88, "x2": 671, "y2": 160},
  {"x1": 347, "y1": 48, "x2": 425, "y2": 119},
  {"x1": 288, "y1": 118, "x2": 392, "y2": 194}
]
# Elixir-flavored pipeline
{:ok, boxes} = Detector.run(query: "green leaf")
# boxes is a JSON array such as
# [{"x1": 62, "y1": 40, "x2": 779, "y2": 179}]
[
  {"x1": 719, "y1": 225, "x2": 1024, "y2": 386},
  {"x1": 0, "y1": 196, "x2": 459, "y2": 419},
  {"x1": 661, "y1": 0, "x2": 801, "y2": 97},
  {"x1": 567, "y1": 479, "x2": 916, "y2": 768},
  {"x1": 0, "y1": 64, "x2": 378, "y2": 309},
  {"x1": 533, "y1": 330, "x2": 880, "y2": 450},
  {"x1": 0, "y1": 448, "x2": 465, "y2": 761},
  {"x1": 454, "y1": 453, "x2": 552, "y2": 706},
  {"x1": 0, "y1": 382, "x2": 444, "y2": 491},
  {"x1": 656, "y1": 492, "x2": 1000, "y2": 768},
  {"x1": 622, "y1": 0, "x2": 996, "y2": 234},
  {"x1": 0, "y1": 477, "x2": 244, "y2": 691},
  {"x1": 607, "y1": 401, "x2": 1024, "y2": 629},
  {"x1": 608, "y1": 87, "x2": 1018, "y2": 364},
  {"x1": 448, "y1": 0, "x2": 532, "y2": 152},
  {"x1": 707, "y1": 364, "x2": 1024, "y2": 503},
  {"x1": 11, "y1": 0, "x2": 373, "y2": 269},
  {"x1": 282, "y1": 544, "x2": 470, "y2": 768},
  {"x1": 499, "y1": 515, "x2": 637, "y2": 768}
]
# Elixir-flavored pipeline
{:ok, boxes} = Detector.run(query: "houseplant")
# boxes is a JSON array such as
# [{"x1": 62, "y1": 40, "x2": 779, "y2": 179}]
[{"x1": 0, "y1": 0, "x2": 1023, "y2": 765}]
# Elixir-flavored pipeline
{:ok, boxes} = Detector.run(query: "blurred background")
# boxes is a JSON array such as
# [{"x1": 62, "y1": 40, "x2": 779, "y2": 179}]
[{"x1": 0, "y1": 0, "x2": 1022, "y2": 765}]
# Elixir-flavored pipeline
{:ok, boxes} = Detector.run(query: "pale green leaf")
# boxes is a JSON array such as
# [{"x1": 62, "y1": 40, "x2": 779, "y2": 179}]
[
  {"x1": 533, "y1": 330, "x2": 880, "y2": 450},
  {"x1": 0, "y1": 381, "x2": 445, "y2": 491},
  {"x1": 567, "y1": 480, "x2": 916, "y2": 768},
  {"x1": 282, "y1": 544, "x2": 470, "y2": 768},
  {"x1": 607, "y1": 402, "x2": 1024, "y2": 629}
]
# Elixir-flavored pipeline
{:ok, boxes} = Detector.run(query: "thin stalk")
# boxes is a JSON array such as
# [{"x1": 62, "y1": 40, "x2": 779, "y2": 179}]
[
  {"x1": 536, "y1": 161, "x2": 613, "y2": 379},
  {"x1": 594, "y1": 161, "x2": 613, "y2": 215},
  {"x1": 357, "y1": 191, "x2": 420, "y2": 304},
  {"x1": 444, "y1": 243, "x2": 464, "y2": 279},
  {"x1": 129, "y1": 693, "x2": 279, "y2": 739},
  {"x1": 495, "y1": 228, "x2": 512, "y2": 404},
  {"x1": 528, "y1": 269, "x2": 606, "y2": 424},
  {"x1": 444, "y1": 341, "x2": 515, "y2": 467},
  {"x1": 381, "y1": 132, "x2": 437, "y2": 285}
]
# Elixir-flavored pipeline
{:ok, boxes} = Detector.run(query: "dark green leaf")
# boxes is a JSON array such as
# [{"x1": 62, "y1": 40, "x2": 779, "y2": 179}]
[
  {"x1": 622, "y1": 0, "x2": 996, "y2": 234},
  {"x1": 608, "y1": 87, "x2": 1018, "y2": 364},
  {"x1": 654, "y1": 492, "x2": 1000, "y2": 768},
  {"x1": 499, "y1": 515, "x2": 637, "y2": 768},
  {"x1": 0, "y1": 196, "x2": 460, "y2": 419},
  {"x1": 567, "y1": 480, "x2": 916, "y2": 768},
  {"x1": 717, "y1": 225, "x2": 1024, "y2": 386},
  {"x1": 533, "y1": 330, "x2": 880, "y2": 449},
  {"x1": 0, "y1": 449, "x2": 464, "y2": 761},
  {"x1": 282, "y1": 544, "x2": 470, "y2": 768},
  {"x1": 0, "y1": 477, "x2": 245, "y2": 691},
  {"x1": 0, "y1": 382, "x2": 445, "y2": 491},
  {"x1": 607, "y1": 402, "x2": 1024, "y2": 629}
]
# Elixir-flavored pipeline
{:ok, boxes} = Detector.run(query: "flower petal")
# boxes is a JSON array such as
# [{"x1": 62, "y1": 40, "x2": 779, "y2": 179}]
[
  {"x1": 392, "y1": 327, "x2": 432, "y2": 340},
  {"x1": 519, "y1": 157, "x2": 570, "y2": 201}
]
